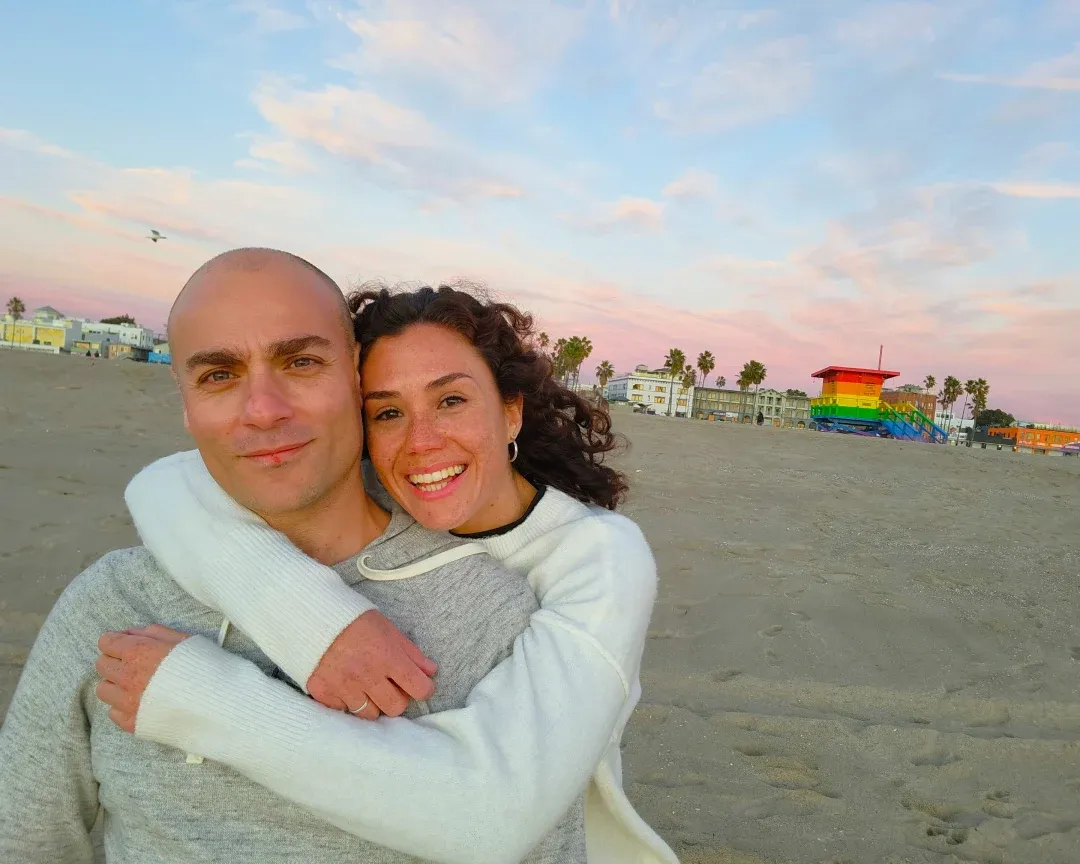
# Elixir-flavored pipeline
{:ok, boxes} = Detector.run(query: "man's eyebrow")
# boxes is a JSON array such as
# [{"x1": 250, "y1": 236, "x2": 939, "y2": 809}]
[
  {"x1": 365, "y1": 372, "x2": 474, "y2": 402},
  {"x1": 185, "y1": 348, "x2": 245, "y2": 372},
  {"x1": 184, "y1": 335, "x2": 335, "y2": 373},
  {"x1": 267, "y1": 335, "x2": 335, "y2": 358}
]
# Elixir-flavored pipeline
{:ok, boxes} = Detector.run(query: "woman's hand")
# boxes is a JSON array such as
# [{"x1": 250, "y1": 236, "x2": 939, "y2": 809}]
[
  {"x1": 96, "y1": 625, "x2": 191, "y2": 733},
  {"x1": 306, "y1": 610, "x2": 438, "y2": 721},
  {"x1": 96, "y1": 613, "x2": 439, "y2": 730}
]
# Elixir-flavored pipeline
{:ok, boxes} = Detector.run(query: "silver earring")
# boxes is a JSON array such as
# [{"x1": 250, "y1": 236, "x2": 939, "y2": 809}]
[{"x1": 509, "y1": 440, "x2": 519, "y2": 463}]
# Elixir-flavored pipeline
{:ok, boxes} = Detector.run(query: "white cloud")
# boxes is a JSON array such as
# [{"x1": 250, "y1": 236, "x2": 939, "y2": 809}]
[
  {"x1": 834, "y1": 2, "x2": 942, "y2": 53},
  {"x1": 941, "y1": 44, "x2": 1080, "y2": 92},
  {"x1": 334, "y1": 0, "x2": 582, "y2": 103},
  {"x1": 249, "y1": 78, "x2": 526, "y2": 202},
  {"x1": 232, "y1": 1, "x2": 310, "y2": 33},
  {"x1": 654, "y1": 37, "x2": 811, "y2": 133},
  {"x1": 662, "y1": 168, "x2": 718, "y2": 199}
]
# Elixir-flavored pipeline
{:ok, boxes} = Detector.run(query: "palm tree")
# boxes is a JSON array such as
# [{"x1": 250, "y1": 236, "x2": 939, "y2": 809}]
[
  {"x1": 739, "y1": 360, "x2": 767, "y2": 420},
  {"x1": 958, "y1": 379, "x2": 978, "y2": 436},
  {"x1": 575, "y1": 337, "x2": 593, "y2": 388},
  {"x1": 663, "y1": 348, "x2": 686, "y2": 417},
  {"x1": 942, "y1": 376, "x2": 963, "y2": 441},
  {"x1": 595, "y1": 360, "x2": 615, "y2": 402},
  {"x1": 552, "y1": 338, "x2": 569, "y2": 382},
  {"x1": 538, "y1": 332, "x2": 549, "y2": 351},
  {"x1": 923, "y1": 374, "x2": 936, "y2": 397},
  {"x1": 737, "y1": 369, "x2": 751, "y2": 420},
  {"x1": 696, "y1": 350, "x2": 716, "y2": 388},
  {"x1": 716, "y1": 375, "x2": 727, "y2": 389},
  {"x1": 970, "y1": 379, "x2": 989, "y2": 425},
  {"x1": 5, "y1": 296, "x2": 26, "y2": 346}
]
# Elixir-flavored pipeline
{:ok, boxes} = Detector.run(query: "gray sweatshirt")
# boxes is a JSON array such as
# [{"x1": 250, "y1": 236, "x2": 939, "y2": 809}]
[{"x1": 0, "y1": 506, "x2": 585, "y2": 863}]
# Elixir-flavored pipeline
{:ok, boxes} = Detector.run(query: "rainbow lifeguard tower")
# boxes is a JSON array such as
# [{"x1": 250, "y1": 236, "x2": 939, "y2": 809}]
[{"x1": 810, "y1": 366, "x2": 947, "y2": 443}]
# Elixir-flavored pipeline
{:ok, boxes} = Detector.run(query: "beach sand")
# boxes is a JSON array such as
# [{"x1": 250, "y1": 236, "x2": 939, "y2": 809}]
[{"x1": 2, "y1": 349, "x2": 1079, "y2": 863}]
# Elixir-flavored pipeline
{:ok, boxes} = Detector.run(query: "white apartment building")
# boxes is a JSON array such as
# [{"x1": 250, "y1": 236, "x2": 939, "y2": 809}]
[
  {"x1": 79, "y1": 319, "x2": 156, "y2": 350},
  {"x1": 604, "y1": 364, "x2": 695, "y2": 416},
  {"x1": 1, "y1": 306, "x2": 156, "y2": 355}
]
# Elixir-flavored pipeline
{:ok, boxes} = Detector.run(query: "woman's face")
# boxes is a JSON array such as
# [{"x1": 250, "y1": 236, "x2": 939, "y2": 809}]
[{"x1": 361, "y1": 322, "x2": 524, "y2": 533}]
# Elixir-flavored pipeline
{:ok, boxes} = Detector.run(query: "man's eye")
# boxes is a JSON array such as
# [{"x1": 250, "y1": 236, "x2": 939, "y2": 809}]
[
  {"x1": 203, "y1": 370, "x2": 233, "y2": 384},
  {"x1": 291, "y1": 356, "x2": 319, "y2": 369}
]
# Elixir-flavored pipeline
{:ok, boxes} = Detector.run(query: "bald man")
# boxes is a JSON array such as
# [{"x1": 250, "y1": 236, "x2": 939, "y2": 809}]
[{"x1": 0, "y1": 249, "x2": 584, "y2": 863}]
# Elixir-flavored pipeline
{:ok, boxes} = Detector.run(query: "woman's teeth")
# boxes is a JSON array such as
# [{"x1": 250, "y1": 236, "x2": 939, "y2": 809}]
[{"x1": 408, "y1": 464, "x2": 465, "y2": 492}]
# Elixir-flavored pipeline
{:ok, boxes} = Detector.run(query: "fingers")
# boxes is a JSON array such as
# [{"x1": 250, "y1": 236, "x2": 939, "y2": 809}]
[
  {"x1": 344, "y1": 697, "x2": 381, "y2": 722},
  {"x1": 400, "y1": 637, "x2": 438, "y2": 679},
  {"x1": 98, "y1": 631, "x2": 138, "y2": 659},
  {"x1": 95, "y1": 679, "x2": 139, "y2": 717},
  {"x1": 94, "y1": 654, "x2": 125, "y2": 683},
  {"x1": 108, "y1": 706, "x2": 136, "y2": 735},
  {"x1": 390, "y1": 655, "x2": 436, "y2": 703},
  {"x1": 124, "y1": 624, "x2": 190, "y2": 645},
  {"x1": 364, "y1": 677, "x2": 410, "y2": 718}
]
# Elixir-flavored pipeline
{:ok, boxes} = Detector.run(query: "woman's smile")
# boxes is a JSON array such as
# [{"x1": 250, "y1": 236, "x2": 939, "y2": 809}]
[{"x1": 405, "y1": 463, "x2": 468, "y2": 497}]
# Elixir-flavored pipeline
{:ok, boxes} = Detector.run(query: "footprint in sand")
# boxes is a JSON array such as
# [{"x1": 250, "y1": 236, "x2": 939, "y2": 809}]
[
  {"x1": 982, "y1": 789, "x2": 1016, "y2": 819},
  {"x1": 910, "y1": 747, "x2": 961, "y2": 767},
  {"x1": 733, "y1": 741, "x2": 839, "y2": 800},
  {"x1": 758, "y1": 624, "x2": 784, "y2": 637}
]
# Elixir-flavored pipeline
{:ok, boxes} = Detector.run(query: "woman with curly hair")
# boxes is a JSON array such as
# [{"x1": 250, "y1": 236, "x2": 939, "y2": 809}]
[{"x1": 120, "y1": 280, "x2": 677, "y2": 864}]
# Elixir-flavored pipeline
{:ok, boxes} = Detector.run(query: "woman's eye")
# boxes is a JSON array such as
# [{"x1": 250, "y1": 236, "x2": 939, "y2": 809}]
[
  {"x1": 440, "y1": 395, "x2": 466, "y2": 408},
  {"x1": 374, "y1": 408, "x2": 402, "y2": 421}
]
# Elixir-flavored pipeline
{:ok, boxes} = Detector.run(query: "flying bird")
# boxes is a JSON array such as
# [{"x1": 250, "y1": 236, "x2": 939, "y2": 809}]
[{"x1": 147, "y1": 229, "x2": 166, "y2": 243}]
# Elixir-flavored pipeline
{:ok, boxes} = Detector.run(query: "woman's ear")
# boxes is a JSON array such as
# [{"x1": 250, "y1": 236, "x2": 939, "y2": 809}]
[{"x1": 505, "y1": 393, "x2": 525, "y2": 441}]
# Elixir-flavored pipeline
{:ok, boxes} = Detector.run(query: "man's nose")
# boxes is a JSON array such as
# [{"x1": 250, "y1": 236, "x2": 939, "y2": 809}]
[
  {"x1": 241, "y1": 372, "x2": 292, "y2": 428},
  {"x1": 405, "y1": 411, "x2": 444, "y2": 453}
]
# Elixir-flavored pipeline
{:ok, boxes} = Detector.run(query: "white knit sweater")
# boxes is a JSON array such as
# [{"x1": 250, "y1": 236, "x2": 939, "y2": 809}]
[{"x1": 127, "y1": 452, "x2": 679, "y2": 864}]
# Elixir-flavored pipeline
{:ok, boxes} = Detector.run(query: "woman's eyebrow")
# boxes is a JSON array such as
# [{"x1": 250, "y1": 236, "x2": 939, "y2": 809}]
[{"x1": 365, "y1": 372, "x2": 474, "y2": 401}]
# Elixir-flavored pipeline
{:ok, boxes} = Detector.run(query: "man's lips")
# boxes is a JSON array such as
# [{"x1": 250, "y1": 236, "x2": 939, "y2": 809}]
[{"x1": 240, "y1": 442, "x2": 309, "y2": 460}]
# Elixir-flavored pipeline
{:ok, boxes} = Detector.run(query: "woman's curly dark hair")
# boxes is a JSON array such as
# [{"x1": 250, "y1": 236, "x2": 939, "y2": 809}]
[{"x1": 347, "y1": 281, "x2": 629, "y2": 510}]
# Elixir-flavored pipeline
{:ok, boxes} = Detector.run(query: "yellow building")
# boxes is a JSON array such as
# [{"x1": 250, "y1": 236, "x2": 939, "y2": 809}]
[
  {"x1": 2, "y1": 306, "x2": 84, "y2": 352},
  {"x1": 0, "y1": 317, "x2": 70, "y2": 351}
]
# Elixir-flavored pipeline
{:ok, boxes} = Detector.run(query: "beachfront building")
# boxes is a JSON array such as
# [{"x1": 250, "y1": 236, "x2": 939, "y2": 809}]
[
  {"x1": 2, "y1": 305, "x2": 158, "y2": 358},
  {"x1": 693, "y1": 386, "x2": 811, "y2": 426},
  {"x1": 605, "y1": 364, "x2": 694, "y2": 416},
  {"x1": 80, "y1": 319, "x2": 156, "y2": 351},
  {"x1": 933, "y1": 411, "x2": 975, "y2": 443},
  {"x1": 880, "y1": 386, "x2": 937, "y2": 419},
  {"x1": 1, "y1": 306, "x2": 85, "y2": 353}
]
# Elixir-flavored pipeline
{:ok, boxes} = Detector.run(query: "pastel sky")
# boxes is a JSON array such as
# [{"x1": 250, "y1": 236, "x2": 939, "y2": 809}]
[{"x1": 2, "y1": 1, "x2": 1079, "y2": 423}]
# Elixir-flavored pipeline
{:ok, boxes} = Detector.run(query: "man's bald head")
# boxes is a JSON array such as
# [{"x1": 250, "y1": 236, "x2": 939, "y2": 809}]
[
  {"x1": 168, "y1": 248, "x2": 353, "y2": 343},
  {"x1": 167, "y1": 246, "x2": 369, "y2": 521}
]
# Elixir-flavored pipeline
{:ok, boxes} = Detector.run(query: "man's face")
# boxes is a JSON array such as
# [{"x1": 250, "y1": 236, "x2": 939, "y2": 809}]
[{"x1": 169, "y1": 261, "x2": 363, "y2": 519}]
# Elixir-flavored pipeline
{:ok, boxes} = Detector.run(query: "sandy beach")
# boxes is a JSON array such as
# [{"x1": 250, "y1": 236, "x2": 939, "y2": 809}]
[{"x1": 2, "y1": 348, "x2": 1078, "y2": 864}]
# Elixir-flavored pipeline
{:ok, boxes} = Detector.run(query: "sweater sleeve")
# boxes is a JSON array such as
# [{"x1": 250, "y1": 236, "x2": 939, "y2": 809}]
[
  {"x1": 0, "y1": 578, "x2": 102, "y2": 863},
  {"x1": 137, "y1": 615, "x2": 626, "y2": 864},
  {"x1": 124, "y1": 451, "x2": 376, "y2": 688}
]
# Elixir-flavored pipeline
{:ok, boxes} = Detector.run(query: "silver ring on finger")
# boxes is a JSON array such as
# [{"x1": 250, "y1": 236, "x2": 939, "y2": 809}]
[{"x1": 348, "y1": 699, "x2": 370, "y2": 715}]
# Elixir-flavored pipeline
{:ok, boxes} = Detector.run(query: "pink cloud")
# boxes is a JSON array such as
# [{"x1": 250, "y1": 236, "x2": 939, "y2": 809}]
[
  {"x1": 991, "y1": 181, "x2": 1080, "y2": 199},
  {"x1": 572, "y1": 196, "x2": 666, "y2": 233}
]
